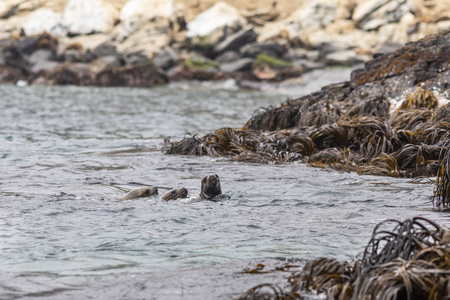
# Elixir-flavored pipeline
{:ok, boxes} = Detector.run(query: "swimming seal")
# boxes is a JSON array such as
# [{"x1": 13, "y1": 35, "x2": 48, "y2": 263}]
[
  {"x1": 160, "y1": 187, "x2": 189, "y2": 201},
  {"x1": 120, "y1": 186, "x2": 158, "y2": 200},
  {"x1": 200, "y1": 174, "x2": 222, "y2": 200}
]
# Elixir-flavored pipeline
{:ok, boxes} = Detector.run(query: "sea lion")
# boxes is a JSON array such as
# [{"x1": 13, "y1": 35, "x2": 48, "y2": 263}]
[
  {"x1": 200, "y1": 173, "x2": 222, "y2": 200},
  {"x1": 159, "y1": 187, "x2": 189, "y2": 201},
  {"x1": 120, "y1": 186, "x2": 158, "y2": 200}
]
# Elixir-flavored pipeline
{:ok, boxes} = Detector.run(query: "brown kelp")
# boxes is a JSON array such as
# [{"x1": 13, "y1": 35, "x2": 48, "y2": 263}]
[
  {"x1": 239, "y1": 217, "x2": 450, "y2": 300},
  {"x1": 434, "y1": 139, "x2": 450, "y2": 209},
  {"x1": 165, "y1": 85, "x2": 448, "y2": 177}
]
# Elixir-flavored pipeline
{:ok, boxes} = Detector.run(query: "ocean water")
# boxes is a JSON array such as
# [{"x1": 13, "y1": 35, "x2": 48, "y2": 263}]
[{"x1": 1, "y1": 71, "x2": 449, "y2": 299}]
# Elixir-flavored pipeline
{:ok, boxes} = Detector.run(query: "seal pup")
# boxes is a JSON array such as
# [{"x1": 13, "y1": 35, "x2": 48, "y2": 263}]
[
  {"x1": 200, "y1": 174, "x2": 222, "y2": 200},
  {"x1": 120, "y1": 186, "x2": 158, "y2": 200},
  {"x1": 159, "y1": 187, "x2": 189, "y2": 201}
]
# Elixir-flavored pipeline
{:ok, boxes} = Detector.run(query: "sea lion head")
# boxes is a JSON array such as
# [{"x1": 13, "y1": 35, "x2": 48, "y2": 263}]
[
  {"x1": 120, "y1": 186, "x2": 158, "y2": 200},
  {"x1": 160, "y1": 187, "x2": 189, "y2": 201},
  {"x1": 200, "y1": 174, "x2": 222, "y2": 200}
]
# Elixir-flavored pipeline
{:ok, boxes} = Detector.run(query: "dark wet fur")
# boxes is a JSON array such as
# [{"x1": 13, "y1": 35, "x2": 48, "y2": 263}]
[
  {"x1": 160, "y1": 187, "x2": 188, "y2": 201},
  {"x1": 200, "y1": 174, "x2": 222, "y2": 200}
]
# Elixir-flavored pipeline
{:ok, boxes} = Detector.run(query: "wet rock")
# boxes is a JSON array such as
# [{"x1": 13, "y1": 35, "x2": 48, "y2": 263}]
[
  {"x1": 215, "y1": 50, "x2": 241, "y2": 64},
  {"x1": 220, "y1": 58, "x2": 253, "y2": 73},
  {"x1": 49, "y1": 63, "x2": 95, "y2": 86},
  {"x1": 96, "y1": 60, "x2": 168, "y2": 87},
  {"x1": 63, "y1": 0, "x2": 119, "y2": 36},
  {"x1": 240, "y1": 41, "x2": 286, "y2": 58},
  {"x1": 153, "y1": 47, "x2": 179, "y2": 70},
  {"x1": 213, "y1": 26, "x2": 258, "y2": 55}
]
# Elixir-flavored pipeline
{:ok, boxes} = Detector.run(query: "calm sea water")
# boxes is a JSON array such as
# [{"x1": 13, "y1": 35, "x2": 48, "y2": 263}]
[{"x1": 1, "y1": 72, "x2": 449, "y2": 299}]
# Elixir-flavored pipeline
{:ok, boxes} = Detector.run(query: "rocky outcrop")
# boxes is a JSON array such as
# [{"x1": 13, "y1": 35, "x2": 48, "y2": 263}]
[
  {"x1": 63, "y1": 0, "x2": 119, "y2": 36},
  {"x1": 165, "y1": 30, "x2": 450, "y2": 178}
]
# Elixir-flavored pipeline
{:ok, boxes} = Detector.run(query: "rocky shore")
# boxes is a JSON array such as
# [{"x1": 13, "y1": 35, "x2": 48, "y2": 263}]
[
  {"x1": 165, "y1": 29, "x2": 450, "y2": 180},
  {"x1": 0, "y1": 0, "x2": 449, "y2": 87}
]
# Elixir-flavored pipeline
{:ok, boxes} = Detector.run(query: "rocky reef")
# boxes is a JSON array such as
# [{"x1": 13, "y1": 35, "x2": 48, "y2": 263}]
[
  {"x1": 0, "y1": 0, "x2": 449, "y2": 87},
  {"x1": 165, "y1": 29, "x2": 450, "y2": 179}
]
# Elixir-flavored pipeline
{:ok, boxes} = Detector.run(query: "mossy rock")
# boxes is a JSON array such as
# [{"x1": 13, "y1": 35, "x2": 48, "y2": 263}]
[
  {"x1": 184, "y1": 58, "x2": 219, "y2": 70},
  {"x1": 254, "y1": 54, "x2": 292, "y2": 70}
]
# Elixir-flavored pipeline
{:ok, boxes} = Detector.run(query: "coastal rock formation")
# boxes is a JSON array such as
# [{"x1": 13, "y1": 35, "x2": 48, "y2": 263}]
[{"x1": 165, "y1": 30, "x2": 450, "y2": 178}]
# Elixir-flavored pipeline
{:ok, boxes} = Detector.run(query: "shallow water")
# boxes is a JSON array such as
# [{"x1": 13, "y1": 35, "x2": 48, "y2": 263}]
[{"x1": 1, "y1": 72, "x2": 449, "y2": 299}]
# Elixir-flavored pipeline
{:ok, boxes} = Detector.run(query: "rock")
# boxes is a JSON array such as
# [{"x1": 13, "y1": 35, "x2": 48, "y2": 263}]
[
  {"x1": 291, "y1": 0, "x2": 338, "y2": 30},
  {"x1": 96, "y1": 60, "x2": 168, "y2": 87},
  {"x1": 187, "y1": 1, "x2": 245, "y2": 37},
  {"x1": 123, "y1": 51, "x2": 148, "y2": 65},
  {"x1": 21, "y1": 8, "x2": 66, "y2": 37},
  {"x1": 49, "y1": 63, "x2": 95, "y2": 86},
  {"x1": 374, "y1": 41, "x2": 403, "y2": 56},
  {"x1": 325, "y1": 50, "x2": 368, "y2": 66},
  {"x1": 283, "y1": 48, "x2": 320, "y2": 62},
  {"x1": 153, "y1": 46, "x2": 179, "y2": 69},
  {"x1": 186, "y1": 1, "x2": 246, "y2": 48},
  {"x1": 215, "y1": 50, "x2": 241, "y2": 64},
  {"x1": 92, "y1": 42, "x2": 120, "y2": 58},
  {"x1": 28, "y1": 49, "x2": 59, "y2": 73},
  {"x1": 352, "y1": 0, "x2": 391, "y2": 24},
  {"x1": 63, "y1": 0, "x2": 119, "y2": 36},
  {"x1": 89, "y1": 55, "x2": 122, "y2": 73},
  {"x1": 252, "y1": 54, "x2": 302, "y2": 81},
  {"x1": 246, "y1": 29, "x2": 450, "y2": 131},
  {"x1": 213, "y1": 26, "x2": 258, "y2": 55},
  {"x1": 118, "y1": 0, "x2": 172, "y2": 41},
  {"x1": 240, "y1": 41, "x2": 286, "y2": 58},
  {"x1": 120, "y1": 0, "x2": 172, "y2": 22},
  {"x1": 219, "y1": 58, "x2": 253, "y2": 73}
]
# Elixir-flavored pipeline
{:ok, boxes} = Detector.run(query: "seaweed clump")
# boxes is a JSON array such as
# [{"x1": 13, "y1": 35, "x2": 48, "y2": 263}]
[
  {"x1": 238, "y1": 217, "x2": 450, "y2": 300},
  {"x1": 165, "y1": 87, "x2": 448, "y2": 178}
]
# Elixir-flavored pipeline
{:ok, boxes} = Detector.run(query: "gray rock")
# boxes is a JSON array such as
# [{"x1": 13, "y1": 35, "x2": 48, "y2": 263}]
[
  {"x1": 374, "y1": 41, "x2": 403, "y2": 56},
  {"x1": 325, "y1": 50, "x2": 367, "y2": 66},
  {"x1": 283, "y1": 48, "x2": 320, "y2": 62},
  {"x1": 213, "y1": 26, "x2": 258, "y2": 55},
  {"x1": 28, "y1": 49, "x2": 59, "y2": 73},
  {"x1": 215, "y1": 51, "x2": 241, "y2": 64},
  {"x1": 240, "y1": 41, "x2": 286, "y2": 58},
  {"x1": 219, "y1": 58, "x2": 254, "y2": 73},
  {"x1": 153, "y1": 47, "x2": 179, "y2": 69},
  {"x1": 93, "y1": 42, "x2": 120, "y2": 58},
  {"x1": 292, "y1": 59, "x2": 325, "y2": 71}
]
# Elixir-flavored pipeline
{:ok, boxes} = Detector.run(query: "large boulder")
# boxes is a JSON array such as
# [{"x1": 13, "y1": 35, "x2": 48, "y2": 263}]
[
  {"x1": 213, "y1": 26, "x2": 258, "y2": 55},
  {"x1": 96, "y1": 60, "x2": 168, "y2": 87},
  {"x1": 186, "y1": 2, "x2": 246, "y2": 48},
  {"x1": 21, "y1": 8, "x2": 66, "y2": 37},
  {"x1": 152, "y1": 46, "x2": 179, "y2": 70},
  {"x1": 219, "y1": 58, "x2": 253, "y2": 73},
  {"x1": 117, "y1": 0, "x2": 172, "y2": 41},
  {"x1": 240, "y1": 41, "x2": 287, "y2": 58},
  {"x1": 63, "y1": 0, "x2": 119, "y2": 36}
]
